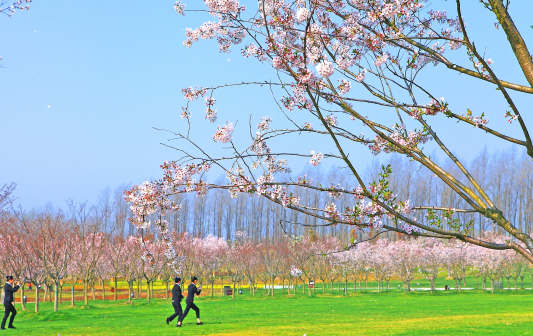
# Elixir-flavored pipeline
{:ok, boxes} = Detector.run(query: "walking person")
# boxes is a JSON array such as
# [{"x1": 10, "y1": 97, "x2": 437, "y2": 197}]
[
  {"x1": 1, "y1": 276, "x2": 21, "y2": 330},
  {"x1": 177, "y1": 276, "x2": 202, "y2": 327},
  {"x1": 166, "y1": 277, "x2": 184, "y2": 326}
]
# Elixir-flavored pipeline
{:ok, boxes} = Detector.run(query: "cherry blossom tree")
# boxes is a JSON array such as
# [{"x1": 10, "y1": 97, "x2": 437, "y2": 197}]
[
  {"x1": 225, "y1": 232, "x2": 249, "y2": 300},
  {"x1": 241, "y1": 240, "x2": 260, "y2": 296},
  {"x1": 72, "y1": 229, "x2": 105, "y2": 306},
  {"x1": 290, "y1": 237, "x2": 316, "y2": 295},
  {"x1": 315, "y1": 248, "x2": 334, "y2": 294},
  {"x1": 390, "y1": 240, "x2": 419, "y2": 294},
  {"x1": 445, "y1": 241, "x2": 469, "y2": 291},
  {"x1": 107, "y1": 236, "x2": 129, "y2": 301},
  {"x1": 370, "y1": 239, "x2": 393, "y2": 294},
  {"x1": 509, "y1": 251, "x2": 527, "y2": 290},
  {"x1": 258, "y1": 241, "x2": 285, "y2": 297},
  {"x1": 138, "y1": 237, "x2": 168, "y2": 303},
  {"x1": 196, "y1": 235, "x2": 228, "y2": 297},
  {"x1": 126, "y1": 0, "x2": 533, "y2": 264},
  {"x1": 21, "y1": 213, "x2": 74, "y2": 312},
  {"x1": 353, "y1": 242, "x2": 372, "y2": 292},
  {"x1": 0, "y1": 226, "x2": 27, "y2": 310},
  {"x1": 334, "y1": 251, "x2": 352, "y2": 295},
  {"x1": 418, "y1": 238, "x2": 444, "y2": 293},
  {"x1": 19, "y1": 235, "x2": 47, "y2": 313},
  {"x1": 120, "y1": 236, "x2": 141, "y2": 303}
]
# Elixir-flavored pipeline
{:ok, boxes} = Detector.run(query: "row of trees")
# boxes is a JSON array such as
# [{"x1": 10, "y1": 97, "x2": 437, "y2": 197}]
[{"x1": 1, "y1": 205, "x2": 530, "y2": 315}]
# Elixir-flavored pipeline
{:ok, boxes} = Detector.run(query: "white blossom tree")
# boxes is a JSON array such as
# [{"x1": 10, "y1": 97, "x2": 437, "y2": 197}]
[{"x1": 125, "y1": 0, "x2": 533, "y2": 266}]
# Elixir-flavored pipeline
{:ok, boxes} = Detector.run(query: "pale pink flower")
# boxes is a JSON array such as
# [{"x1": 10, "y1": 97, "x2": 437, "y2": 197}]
[
  {"x1": 272, "y1": 56, "x2": 283, "y2": 69},
  {"x1": 374, "y1": 53, "x2": 388, "y2": 67},
  {"x1": 310, "y1": 150, "x2": 323, "y2": 166},
  {"x1": 316, "y1": 60, "x2": 335, "y2": 77},
  {"x1": 213, "y1": 122, "x2": 234, "y2": 143},
  {"x1": 296, "y1": 7, "x2": 309, "y2": 23}
]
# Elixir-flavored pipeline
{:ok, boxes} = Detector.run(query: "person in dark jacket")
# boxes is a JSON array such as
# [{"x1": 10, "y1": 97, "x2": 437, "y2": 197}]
[
  {"x1": 1, "y1": 276, "x2": 21, "y2": 330},
  {"x1": 177, "y1": 276, "x2": 202, "y2": 327},
  {"x1": 166, "y1": 277, "x2": 184, "y2": 326}
]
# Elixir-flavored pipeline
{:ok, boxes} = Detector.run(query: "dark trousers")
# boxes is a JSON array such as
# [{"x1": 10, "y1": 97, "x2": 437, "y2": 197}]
[
  {"x1": 178, "y1": 301, "x2": 199, "y2": 322},
  {"x1": 168, "y1": 302, "x2": 183, "y2": 323},
  {"x1": 1, "y1": 302, "x2": 16, "y2": 328}
]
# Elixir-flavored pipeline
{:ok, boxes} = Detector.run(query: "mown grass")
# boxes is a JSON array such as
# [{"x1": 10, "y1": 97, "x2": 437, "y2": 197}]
[{"x1": 10, "y1": 287, "x2": 533, "y2": 335}]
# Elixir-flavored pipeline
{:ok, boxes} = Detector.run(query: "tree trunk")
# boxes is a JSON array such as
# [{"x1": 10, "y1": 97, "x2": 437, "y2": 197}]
[
  {"x1": 128, "y1": 281, "x2": 132, "y2": 303},
  {"x1": 20, "y1": 284, "x2": 26, "y2": 311},
  {"x1": 272, "y1": 277, "x2": 275, "y2": 297},
  {"x1": 491, "y1": 279, "x2": 494, "y2": 294},
  {"x1": 344, "y1": 278, "x2": 347, "y2": 295},
  {"x1": 84, "y1": 282, "x2": 89, "y2": 306},
  {"x1": 54, "y1": 281, "x2": 59, "y2": 312},
  {"x1": 102, "y1": 278, "x2": 106, "y2": 301},
  {"x1": 232, "y1": 282, "x2": 236, "y2": 300},
  {"x1": 44, "y1": 284, "x2": 49, "y2": 302},
  {"x1": 146, "y1": 281, "x2": 151, "y2": 303},
  {"x1": 71, "y1": 285, "x2": 75, "y2": 306},
  {"x1": 114, "y1": 278, "x2": 118, "y2": 301},
  {"x1": 35, "y1": 286, "x2": 40, "y2": 313}
]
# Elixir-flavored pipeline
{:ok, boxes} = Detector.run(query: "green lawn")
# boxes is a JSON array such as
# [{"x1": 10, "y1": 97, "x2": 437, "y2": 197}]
[{"x1": 9, "y1": 288, "x2": 533, "y2": 335}]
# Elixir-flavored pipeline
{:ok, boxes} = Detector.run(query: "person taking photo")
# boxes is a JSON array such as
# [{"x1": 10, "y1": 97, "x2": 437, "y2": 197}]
[{"x1": 1, "y1": 276, "x2": 21, "y2": 330}]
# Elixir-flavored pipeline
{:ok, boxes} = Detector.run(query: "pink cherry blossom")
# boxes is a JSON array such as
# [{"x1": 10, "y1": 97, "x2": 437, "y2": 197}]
[
  {"x1": 213, "y1": 122, "x2": 234, "y2": 143},
  {"x1": 316, "y1": 60, "x2": 335, "y2": 78},
  {"x1": 309, "y1": 151, "x2": 323, "y2": 166}
]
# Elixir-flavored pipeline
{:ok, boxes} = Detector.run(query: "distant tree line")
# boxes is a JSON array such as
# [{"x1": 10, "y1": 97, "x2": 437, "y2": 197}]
[{"x1": 6, "y1": 147, "x2": 531, "y2": 245}]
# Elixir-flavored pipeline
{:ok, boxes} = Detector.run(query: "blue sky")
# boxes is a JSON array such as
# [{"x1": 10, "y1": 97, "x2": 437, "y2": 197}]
[{"x1": 1, "y1": 0, "x2": 531, "y2": 210}]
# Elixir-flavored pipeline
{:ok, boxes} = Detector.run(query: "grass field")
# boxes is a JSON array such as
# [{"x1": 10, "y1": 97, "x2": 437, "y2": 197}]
[{"x1": 8, "y1": 287, "x2": 533, "y2": 335}]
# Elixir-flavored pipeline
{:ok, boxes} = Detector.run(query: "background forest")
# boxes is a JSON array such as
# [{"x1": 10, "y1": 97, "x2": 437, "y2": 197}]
[{"x1": 8, "y1": 147, "x2": 529, "y2": 245}]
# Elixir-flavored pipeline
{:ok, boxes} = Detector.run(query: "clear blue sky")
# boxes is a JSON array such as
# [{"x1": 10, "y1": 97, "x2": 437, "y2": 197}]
[{"x1": 1, "y1": 1, "x2": 531, "y2": 210}]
